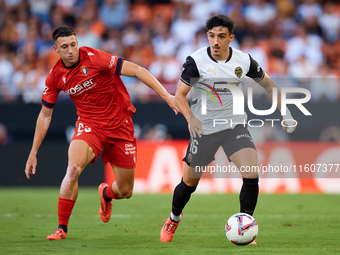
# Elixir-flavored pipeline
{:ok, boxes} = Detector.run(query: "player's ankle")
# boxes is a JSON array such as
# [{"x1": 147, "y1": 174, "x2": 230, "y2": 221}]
[
  {"x1": 102, "y1": 187, "x2": 112, "y2": 202},
  {"x1": 58, "y1": 224, "x2": 68, "y2": 233},
  {"x1": 170, "y1": 212, "x2": 181, "y2": 222}
]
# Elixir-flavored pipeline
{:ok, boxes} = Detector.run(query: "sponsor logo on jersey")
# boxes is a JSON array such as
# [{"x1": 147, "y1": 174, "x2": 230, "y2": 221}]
[
  {"x1": 88, "y1": 52, "x2": 94, "y2": 56},
  {"x1": 80, "y1": 66, "x2": 88, "y2": 76},
  {"x1": 77, "y1": 132, "x2": 83, "y2": 136},
  {"x1": 208, "y1": 68, "x2": 216, "y2": 75},
  {"x1": 62, "y1": 77, "x2": 66, "y2": 84},
  {"x1": 235, "y1": 67, "x2": 243, "y2": 78},
  {"x1": 65, "y1": 78, "x2": 96, "y2": 96}
]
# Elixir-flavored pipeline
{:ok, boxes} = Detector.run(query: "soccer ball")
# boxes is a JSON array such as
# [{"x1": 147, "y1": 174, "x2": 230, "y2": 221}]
[{"x1": 225, "y1": 213, "x2": 258, "y2": 245}]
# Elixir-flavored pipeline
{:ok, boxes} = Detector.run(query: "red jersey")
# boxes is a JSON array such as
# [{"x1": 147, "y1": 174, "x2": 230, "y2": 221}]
[{"x1": 42, "y1": 46, "x2": 136, "y2": 130}]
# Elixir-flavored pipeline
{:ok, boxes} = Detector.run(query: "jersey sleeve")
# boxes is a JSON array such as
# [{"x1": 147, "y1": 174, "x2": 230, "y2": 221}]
[
  {"x1": 88, "y1": 47, "x2": 124, "y2": 75},
  {"x1": 246, "y1": 54, "x2": 265, "y2": 82},
  {"x1": 42, "y1": 71, "x2": 60, "y2": 108},
  {"x1": 180, "y1": 56, "x2": 200, "y2": 86}
]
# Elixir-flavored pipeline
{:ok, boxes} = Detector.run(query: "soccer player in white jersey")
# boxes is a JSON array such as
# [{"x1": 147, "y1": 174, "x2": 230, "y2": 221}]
[{"x1": 160, "y1": 15, "x2": 296, "y2": 242}]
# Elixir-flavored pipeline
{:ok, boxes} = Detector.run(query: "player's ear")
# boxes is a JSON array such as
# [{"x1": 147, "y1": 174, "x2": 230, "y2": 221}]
[
  {"x1": 229, "y1": 34, "x2": 235, "y2": 43},
  {"x1": 53, "y1": 45, "x2": 58, "y2": 53}
]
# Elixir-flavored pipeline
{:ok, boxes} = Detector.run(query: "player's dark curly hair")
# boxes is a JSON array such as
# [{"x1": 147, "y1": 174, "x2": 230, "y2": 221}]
[
  {"x1": 52, "y1": 26, "x2": 76, "y2": 41},
  {"x1": 206, "y1": 15, "x2": 235, "y2": 35}
]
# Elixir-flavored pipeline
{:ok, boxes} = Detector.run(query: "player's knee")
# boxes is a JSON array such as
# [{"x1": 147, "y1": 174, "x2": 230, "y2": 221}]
[
  {"x1": 183, "y1": 179, "x2": 199, "y2": 187},
  {"x1": 242, "y1": 171, "x2": 259, "y2": 179},
  {"x1": 183, "y1": 173, "x2": 200, "y2": 187},
  {"x1": 119, "y1": 187, "x2": 133, "y2": 199},
  {"x1": 177, "y1": 179, "x2": 197, "y2": 194},
  {"x1": 241, "y1": 171, "x2": 258, "y2": 179},
  {"x1": 66, "y1": 163, "x2": 83, "y2": 180},
  {"x1": 240, "y1": 164, "x2": 259, "y2": 179},
  {"x1": 121, "y1": 190, "x2": 133, "y2": 199}
]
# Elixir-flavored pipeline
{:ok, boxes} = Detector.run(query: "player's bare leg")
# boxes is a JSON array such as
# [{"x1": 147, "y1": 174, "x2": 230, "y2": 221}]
[
  {"x1": 183, "y1": 164, "x2": 202, "y2": 187},
  {"x1": 160, "y1": 164, "x2": 202, "y2": 242},
  {"x1": 230, "y1": 147, "x2": 259, "y2": 179},
  {"x1": 98, "y1": 165, "x2": 135, "y2": 223},
  {"x1": 60, "y1": 140, "x2": 95, "y2": 199},
  {"x1": 110, "y1": 164, "x2": 135, "y2": 199},
  {"x1": 47, "y1": 140, "x2": 95, "y2": 240}
]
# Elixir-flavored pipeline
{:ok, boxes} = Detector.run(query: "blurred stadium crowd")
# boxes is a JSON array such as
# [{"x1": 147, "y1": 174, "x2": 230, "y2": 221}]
[{"x1": 0, "y1": 0, "x2": 339, "y2": 104}]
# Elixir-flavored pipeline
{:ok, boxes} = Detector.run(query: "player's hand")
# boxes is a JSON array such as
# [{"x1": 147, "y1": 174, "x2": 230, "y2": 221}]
[
  {"x1": 165, "y1": 94, "x2": 180, "y2": 115},
  {"x1": 282, "y1": 119, "x2": 297, "y2": 133},
  {"x1": 189, "y1": 113, "x2": 204, "y2": 138},
  {"x1": 25, "y1": 154, "x2": 37, "y2": 180}
]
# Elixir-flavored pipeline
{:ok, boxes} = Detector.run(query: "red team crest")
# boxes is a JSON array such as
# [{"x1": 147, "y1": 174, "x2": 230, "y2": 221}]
[{"x1": 80, "y1": 65, "x2": 88, "y2": 76}]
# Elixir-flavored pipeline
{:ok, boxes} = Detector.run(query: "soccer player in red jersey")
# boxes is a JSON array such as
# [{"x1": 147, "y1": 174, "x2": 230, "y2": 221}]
[{"x1": 24, "y1": 26, "x2": 179, "y2": 240}]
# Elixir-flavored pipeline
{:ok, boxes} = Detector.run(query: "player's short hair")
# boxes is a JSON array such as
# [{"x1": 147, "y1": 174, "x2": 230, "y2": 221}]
[
  {"x1": 52, "y1": 26, "x2": 76, "y2": 42},
  {"x1": 206, "y1": 15, "x2": 235, "y2": 35}
]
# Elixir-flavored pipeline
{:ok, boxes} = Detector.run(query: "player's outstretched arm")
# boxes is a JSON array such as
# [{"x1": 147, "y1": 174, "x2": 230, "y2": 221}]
[
  {"x1": 175, "y1": 80, "x2": 204, "y2": 138},
  {"x1": 120, "y1": 60, "x2": 179, "y2": 115},
  {"x1": 25, "y1": 105, "x2": 53, "y2": 179},
  {"x1": 257, "y1": 74, "x2": 296, "y2": 133}
]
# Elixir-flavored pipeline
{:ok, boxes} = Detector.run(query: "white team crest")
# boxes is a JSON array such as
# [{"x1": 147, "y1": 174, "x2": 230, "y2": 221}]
[
  {"x1": 235, "y1": 67, "x2": 243, "y2": 78},
  {"x1": 88, "y1": 52, "x2": 94, "y2": 56}
]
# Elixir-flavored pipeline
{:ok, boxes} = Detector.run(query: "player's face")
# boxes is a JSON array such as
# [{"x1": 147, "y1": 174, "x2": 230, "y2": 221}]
[
  {"x1": 54, "y1": 35, "x2": 79, "y2": 67},
  {"x1": 207, "y1": 27, "x2": 235, "y2": 60}
]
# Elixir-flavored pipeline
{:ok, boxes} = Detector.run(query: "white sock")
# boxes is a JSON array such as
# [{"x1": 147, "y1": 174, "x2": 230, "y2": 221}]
[{"x1": 170, "y1": 212, "x2": 181, "y2": 222}]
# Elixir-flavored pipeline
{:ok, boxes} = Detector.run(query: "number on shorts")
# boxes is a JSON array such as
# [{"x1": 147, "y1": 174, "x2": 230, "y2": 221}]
[
  {"x1": 190, "y1": 139, "x2": 198, "y2": 154},
  {"x1": 78, "y1": 123, "x2": 91, "y2": 133}
]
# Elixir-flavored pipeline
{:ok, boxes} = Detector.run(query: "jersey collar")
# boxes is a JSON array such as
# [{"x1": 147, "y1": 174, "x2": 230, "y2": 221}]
[{"x1": 207, "y1": 47, "x2": 233, "y2": 63}]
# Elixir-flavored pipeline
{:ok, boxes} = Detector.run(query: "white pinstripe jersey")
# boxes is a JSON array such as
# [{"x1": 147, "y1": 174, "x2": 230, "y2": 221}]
[{"x1": 180, "y1": 47, "x2": 265, "y2": 135}]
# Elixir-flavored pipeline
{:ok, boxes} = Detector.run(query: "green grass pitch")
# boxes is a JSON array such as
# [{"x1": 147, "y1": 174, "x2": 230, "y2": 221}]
[{"x1": 1, "y1": 187, "x2": 339, "y2": 255}]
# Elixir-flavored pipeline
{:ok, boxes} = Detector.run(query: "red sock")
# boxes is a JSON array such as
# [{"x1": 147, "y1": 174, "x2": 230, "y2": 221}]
[
  {"x1": 105, "y1": 184, "x2": 121, "y2": 200},
  {"x1": 58, "y1": 197, "x2": 76, "y2": 226}
]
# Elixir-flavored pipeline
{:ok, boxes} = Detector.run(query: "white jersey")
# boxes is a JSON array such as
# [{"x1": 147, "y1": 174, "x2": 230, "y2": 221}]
[{"x1": 180, "y1": 47, "x2": 264, "y2": 135}]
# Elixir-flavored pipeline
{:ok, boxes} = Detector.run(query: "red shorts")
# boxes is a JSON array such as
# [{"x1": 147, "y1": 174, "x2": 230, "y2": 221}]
[{"x1": 71, "y1": 117, "x2": 136, "y2": 168}]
